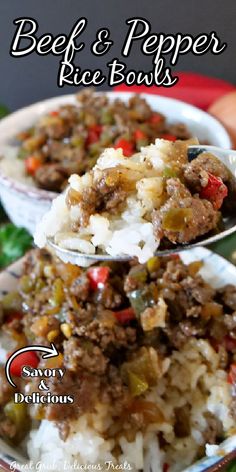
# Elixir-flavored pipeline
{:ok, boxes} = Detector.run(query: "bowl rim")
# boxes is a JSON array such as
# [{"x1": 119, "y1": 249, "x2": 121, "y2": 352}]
[{"x1": 0, "y1": 90, "x2": 232, "y2": 202}]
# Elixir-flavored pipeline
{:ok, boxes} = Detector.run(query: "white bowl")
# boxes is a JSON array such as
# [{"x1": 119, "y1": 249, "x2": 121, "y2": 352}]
[
  {"x1": 0, "y1": 92, "x2": 232, "y2": 234},
  {"x1": 0, "y1": 247, "x2": 235, "y2": 471}
]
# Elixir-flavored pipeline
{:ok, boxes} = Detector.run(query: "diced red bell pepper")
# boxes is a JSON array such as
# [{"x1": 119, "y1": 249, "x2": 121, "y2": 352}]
[
  {"x1": 25, "y1": 156, "x2": 42, "y2": 175},
  {"x1": 228, "y1": 363, "x2": 236, "y2": 384},
  {"x1": 114, "y1": 138, "x2": 134, "y2": 157},
  {"x1": 134, "y1": 129, "x2": 147, "y2": 141},
  {"x1": 161, "y1": 133, "x2": 177, "y2": 142},
  {"x1": 87, "y1": 266, "x2": 110, "y2": 290},
  {"x1": 49, "y1": 111, "x2": 59, "y2": 117},
  {"x1": 114, "y1": 307, "x2": 136, "y2": 324},
  {"x1": 149, "y1": 113, "x2": 162, "y2": 125},
  {"x1": 200, "y1": 172, "x2": 228, "y2": 210},
  {"x1": 8, "y1": 351, "x2": 39, "y2": 377},
  {"x1": 86, "y1": 124, "x2": 102, "y2": 146}
]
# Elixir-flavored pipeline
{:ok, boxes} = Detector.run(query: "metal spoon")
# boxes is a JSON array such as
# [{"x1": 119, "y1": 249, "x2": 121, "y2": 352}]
[{"x1": 46, "y1": 145, "x2": 236, "y2": 266}]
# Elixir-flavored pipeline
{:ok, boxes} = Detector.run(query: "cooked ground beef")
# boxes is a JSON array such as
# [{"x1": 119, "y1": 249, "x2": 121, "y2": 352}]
[
  {"x1": 91, "y1": 285, "x2": 124, "y2": 309},
  {"x1": 184, "y1": 152, "x2": 236, "y2": 212},
  {"x1": 0, "y1": 414, "x2": 17, "y2": 439},
  {"x1": 184, "y1": 153, "x2": 230, "y2": 192},
  {"x1": 35, "y1": 164, "x2": 68, "y2": 191},
  {"x1": 18, "y1": 90, "x2": 191, "y2": 192},
  {"x1": 180, "y1": 275, "x2": 215, "y2": 305},
  {"x1": 174, "y1": 405, "x2": 191, "y2": 437},
  {"x1": 70, "y1": 273, "x2": 90, "y2": 301},
  {"x1": 74, "y1": 316, "x2": 137, "y2": 352},
  {"x1": 152, "y1": 178, "x2": 219, "y2": 244},
  {"x1": 64, "y1": 336, "x2": 108, "y2": 374},
  {"x1": 219, "y1": 285, "x2": 236, "y2": 311},
  {"x1": 67, "y1": 166, "x2": 134, "y2": 229},
  {"x1": 203, "y1": 412, "x2": 224, "y2": 444}
]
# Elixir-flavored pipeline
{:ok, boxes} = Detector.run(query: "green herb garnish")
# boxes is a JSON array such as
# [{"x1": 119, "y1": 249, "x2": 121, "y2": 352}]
[
  {"x1": 227, "y1": 460, "x2": 236, "y2": 472},
  {"x1": 0, "y1": 224, "x2": 33, "y2": 268},
  {"x1": 0, "y1": 104, "x2": 9, "y2": 119}
]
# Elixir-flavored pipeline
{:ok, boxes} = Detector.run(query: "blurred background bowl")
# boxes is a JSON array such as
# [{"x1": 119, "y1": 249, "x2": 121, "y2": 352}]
[{"x1": 0, "y1": 91, "x2": 232, "y2": 234}]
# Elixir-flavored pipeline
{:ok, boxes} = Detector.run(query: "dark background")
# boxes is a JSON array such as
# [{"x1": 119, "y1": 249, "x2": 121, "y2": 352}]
[{"x1": 0, "y1": 0, "x2": 235, "y2": 111}]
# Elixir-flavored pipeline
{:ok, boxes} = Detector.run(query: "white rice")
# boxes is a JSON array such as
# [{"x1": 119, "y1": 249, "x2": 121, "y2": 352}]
[
  {"x1": 34, "y1": 139, "x2": 175, "y2": 264},
  {"x1": 27, "y1": 338, "x2": 235, "y2": 472},
  {"x1": 0, "y1": 146, "x2": 34, "y2": 186},
  {"x1": 0, "y1": 332, "x2": 16, "y2": 363}
]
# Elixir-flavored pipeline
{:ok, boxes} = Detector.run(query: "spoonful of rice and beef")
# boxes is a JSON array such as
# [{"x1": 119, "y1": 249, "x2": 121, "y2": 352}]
[{"x1": 34, "y1": 139, "x2": 236, "y2": 265}]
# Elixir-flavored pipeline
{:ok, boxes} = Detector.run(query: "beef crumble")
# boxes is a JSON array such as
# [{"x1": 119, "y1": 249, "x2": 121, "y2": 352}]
[
  {"x1": 183, "y1": 153, "x2": 230, "y2": 193},
  {"x1": 152, "y1": 178, "x2": 219, "y2": 244},
  {"x1": 17, "y1": 89, "x2": 191, "y2": 192}
]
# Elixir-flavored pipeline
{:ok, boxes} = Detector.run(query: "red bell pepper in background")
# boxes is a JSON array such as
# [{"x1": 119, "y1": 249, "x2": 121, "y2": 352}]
[
  {"x1": 114, "y1": 138, "x2": 134, "y2": 157},
  {"x1": 228, "y1": 363, "x2": 236, "y2": 384},
  {"x1": 149, "y1": 113, "x2": 162, "y2": 124},
  {"x1": 86, "y1": 124, "x2": 102, "y2": 146},
  {"x1": 161, "y1": 133, "x2": 177, "y2": 142},
  {"x1": 115, "y1": 72, "x2": 236, "y2": 111},
  {"x1": 200, "y1": 173, "x2": 228, "y2": 210},
  {"x1": 134, "y1": 129, "x2": 147, "y2": 141},
  {"x1": 114, "y1": 307, "x2": 135, "y2": 324},
  {"x1": 49, "y1": 111, "x2": 59, "y2": 117},
  {"x1": 8, "y1": 351, "x2": 39, "y2": 377},
  {"x1": 25, "y1": 156, "x2": 42, "y2": 176},
  {"x1": 87, "y1": 266, "x2": 110, "y2": 290}
]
